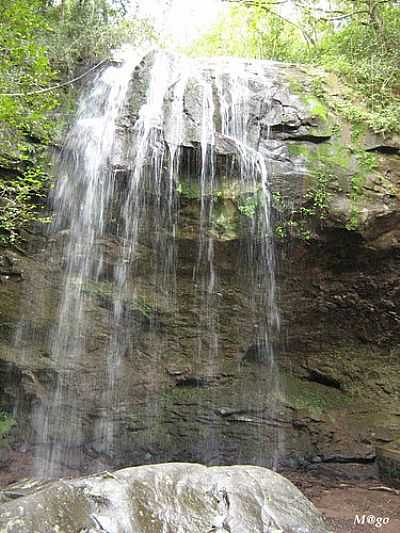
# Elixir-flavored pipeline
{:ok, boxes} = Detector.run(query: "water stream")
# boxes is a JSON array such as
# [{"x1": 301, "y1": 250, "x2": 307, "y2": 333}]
[
  {"x1": 29, "y1": 49, "x2": 282, "y2": 477},
  {"x1": 31, "y1": 48, "x2": 144, "y2": 476}
]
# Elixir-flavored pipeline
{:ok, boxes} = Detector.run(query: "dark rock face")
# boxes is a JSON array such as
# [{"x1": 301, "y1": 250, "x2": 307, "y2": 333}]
[
  {"x1": 0, "y1": 464, "x2": 329, "y2": 533},
  {"x1": 377, "y1": 439, "x2": 400, "y2": 488},
  {"x1": 0, "y1": 52, "x2": 400, "y2": 479}
]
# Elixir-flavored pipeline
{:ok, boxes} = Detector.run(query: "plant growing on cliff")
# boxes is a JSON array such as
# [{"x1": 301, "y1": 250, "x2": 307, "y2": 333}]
[
  {"x1": 237, "y1": 193, "x2": 259, "y2": 217},
  {"x1": 0, "y1": 162, "x2": 51, "y2": 244},
  {"x1": 189, "y1": 1, "x2": 400, "y2": 135},
  {"x1": 272, "y1": 141, "x2": 343, "y2": 241},
  {"x1": 0, "y1": 0, "x2": 156, "y2": 245},
  {"x1": 0, "y1": 411, "x2": 15, "y2": 438}
]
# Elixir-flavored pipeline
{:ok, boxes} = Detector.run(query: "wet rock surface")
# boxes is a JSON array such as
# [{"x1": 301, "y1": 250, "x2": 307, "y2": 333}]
[
  {"x1": 0, "y1": 463, "x2": 329, "y2": 533},
  {"x1": 0, "y1": 52, "x2": 399, "y2": 479}
]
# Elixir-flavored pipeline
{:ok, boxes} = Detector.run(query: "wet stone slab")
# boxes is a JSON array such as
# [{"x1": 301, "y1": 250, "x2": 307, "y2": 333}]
[{"x1": 0, "y1": 463, "x2": 330, "y2": 533}]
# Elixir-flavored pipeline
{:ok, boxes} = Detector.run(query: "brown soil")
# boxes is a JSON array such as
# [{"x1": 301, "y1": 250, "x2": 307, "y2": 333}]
[
  {"x1": 287, "y1": 470, "x2": 400, "y2": 533},
  {"x1": 0, "y1": 450, "x2": 33, "y2": 486}
]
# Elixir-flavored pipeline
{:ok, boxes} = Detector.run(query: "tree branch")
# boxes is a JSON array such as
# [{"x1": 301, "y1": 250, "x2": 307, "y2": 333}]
[
  {"x1": 0, "y1": 59, "x2": 108, "y2": 98},
  {"x1": 308, "y1": 0, "x2": 394, "y2": 22},
  {"x1": 222, "y1": 0, "x2": 314, "y2": 45},
  {"x1": 222, "y1": 0, "x2": 287, "y2": 6}
]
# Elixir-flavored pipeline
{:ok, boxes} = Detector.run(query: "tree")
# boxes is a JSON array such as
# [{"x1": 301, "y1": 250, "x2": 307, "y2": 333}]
[
  {"x1": 0, "y1": 0, "x2": 157, "y2": 244},
  {"x1": 189, "y1": 0, "x2": 400, "y2": 133},
  {"x1": 0, "y1": 0, "x2": 59, "y2": 134},
  {"x1": 187, "y1": 2, "x2": 307, "y2": 61}
]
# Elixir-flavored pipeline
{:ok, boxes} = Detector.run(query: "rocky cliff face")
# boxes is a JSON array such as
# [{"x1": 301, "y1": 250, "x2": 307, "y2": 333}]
[{"x1": 0, "y1": 51, "x2": 399, "y2": 480}]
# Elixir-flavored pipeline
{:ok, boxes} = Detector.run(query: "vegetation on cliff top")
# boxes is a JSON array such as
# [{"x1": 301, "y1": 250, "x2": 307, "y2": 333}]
[
  {"x1": 1, "y1": 0, "x2": 399, "y2": 243},
  {"x1": 0, "y1": 0, "x2": 154, "y2": 245},
  {"x1": 188, "y1": 0, "x2": 400, "y2": 135}
]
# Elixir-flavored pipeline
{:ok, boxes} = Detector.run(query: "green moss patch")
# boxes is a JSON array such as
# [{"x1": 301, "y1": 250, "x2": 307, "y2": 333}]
[
  {"x1": 284, "y1": 373, "x2": 351, "y2": 420},
  {"x1": 0, "y1": 411, "x2": 15, "y2": 437},
  {"x1": 81, "y1": 280, "x2": 156, "y2": 321}
]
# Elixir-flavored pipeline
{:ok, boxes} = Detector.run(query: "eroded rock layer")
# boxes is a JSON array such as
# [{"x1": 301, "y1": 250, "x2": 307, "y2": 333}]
[{"x1": 0, "y1": 50, "x2": 399, "y2": 478}]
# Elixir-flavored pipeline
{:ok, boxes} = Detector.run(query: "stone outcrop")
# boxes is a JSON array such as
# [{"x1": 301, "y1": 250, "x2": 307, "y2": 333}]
[
  {"x1": 0, "y1": 51, "x2": 399, "y2": 480},
  {"x1": 0, "y1": 463, "x2": 329, "y2": 532}
]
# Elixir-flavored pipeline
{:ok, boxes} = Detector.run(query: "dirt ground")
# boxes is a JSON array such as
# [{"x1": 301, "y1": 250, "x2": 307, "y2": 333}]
[{"x1": 287, "y1": 469, "x2": 400, "y2": 533}]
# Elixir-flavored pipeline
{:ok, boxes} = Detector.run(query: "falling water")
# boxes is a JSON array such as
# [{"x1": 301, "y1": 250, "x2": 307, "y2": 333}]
[
  {"x1": 193, "y1": 58, "x2": 282, "y2": 465},
  {"x1": 32, "y1": 48, "x2": 144, "y2": 477},
  {"x1": 30, "y1": 48, "x2": 282, "y2": 477}
]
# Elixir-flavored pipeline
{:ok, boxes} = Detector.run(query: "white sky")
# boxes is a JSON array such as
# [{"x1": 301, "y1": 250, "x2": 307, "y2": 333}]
[
  {"x1": 129, "y1": 0, "x2": 333, "y2": 47},
  {"x1": 130, "y1": 0, "x2": 225, "y2": 46}
]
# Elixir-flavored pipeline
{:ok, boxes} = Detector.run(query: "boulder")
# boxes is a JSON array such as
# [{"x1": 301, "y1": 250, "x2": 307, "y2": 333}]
[{"x1": 0, "y1": 463, "x2": 329, "y2": 533}]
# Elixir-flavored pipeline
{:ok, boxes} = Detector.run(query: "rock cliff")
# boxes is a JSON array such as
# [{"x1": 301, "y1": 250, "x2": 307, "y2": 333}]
[{"x1": 0, "y1": 50, "x2": 399, "y2": 479}]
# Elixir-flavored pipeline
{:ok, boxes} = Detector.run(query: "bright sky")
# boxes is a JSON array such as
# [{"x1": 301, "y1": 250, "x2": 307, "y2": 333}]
[
  {"x1": 129, "y1": 0, "x2": 332, "y2": 47},
  {"x1": 130, "y1": 0, "x2": 225, "y2": 46}
]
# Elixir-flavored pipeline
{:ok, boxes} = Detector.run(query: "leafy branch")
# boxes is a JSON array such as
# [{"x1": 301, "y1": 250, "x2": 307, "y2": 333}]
[{"x1": 0, "y1": 59, "x2": 107, "y2": 97}]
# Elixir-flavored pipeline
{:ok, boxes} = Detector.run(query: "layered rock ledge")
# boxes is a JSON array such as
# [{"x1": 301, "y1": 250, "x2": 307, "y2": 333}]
[{"x1": 0, "y1": 52, "x2": 399, "y2": 478}]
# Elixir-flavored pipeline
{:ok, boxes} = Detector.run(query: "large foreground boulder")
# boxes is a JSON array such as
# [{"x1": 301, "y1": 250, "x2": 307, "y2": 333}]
[{"x1": 0, "y1": 463, "x2": 329, "y2": 532}]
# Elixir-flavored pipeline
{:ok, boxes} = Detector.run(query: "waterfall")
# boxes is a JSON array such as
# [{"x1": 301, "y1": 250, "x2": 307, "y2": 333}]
[
  {"x1": 214, "y1": 58, "x2": 282, "y2": 466},
  {"x1": 29, "y1": 49, "x2": 282, "y2": 477},
  {"x1": 31, "y1": 48, "x2": 144, "y2": 477}
]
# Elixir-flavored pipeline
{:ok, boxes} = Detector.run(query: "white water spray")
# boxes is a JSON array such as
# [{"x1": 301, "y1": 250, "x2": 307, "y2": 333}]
[{"x1": 29, "y1": 48, "x2": 283, "y2": 477}]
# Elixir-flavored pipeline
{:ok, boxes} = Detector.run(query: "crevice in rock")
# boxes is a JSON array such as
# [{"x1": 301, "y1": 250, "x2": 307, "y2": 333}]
[
  {"x1": 90, "y1": 514, "x2": 110, "y2": 532},
  {"x1": 0, "y1": 271, "x2": 22, "y2": 278},
  {"x1": 318, "y1": 451, "x2": 376, "y2": 464},
  {"x1": 269, "y1": 124, "x2": 331, "y2": 143},
  {"x1": 270, "y1": 123, "x2": 299, "y2": 133},
  {"x1": 366, "y1": 145, "x2": 400, "y2": 154},
  {"x1": 175, "y1": 376, "x2": 209, "y2": 388},
  {"x1": 305, "y1": 369, "x2": 343, "y2": 390},
  {"x1": 287, "y1": 133, "x2": 331, "y2": 143},
  {"x1": 208, "y1": 488, "x2": 232, "y2": 533}
]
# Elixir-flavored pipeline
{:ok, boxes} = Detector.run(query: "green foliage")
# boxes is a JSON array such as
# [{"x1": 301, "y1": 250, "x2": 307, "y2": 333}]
[
  {"x1": 176, "y1": 180, "x2": 201, "y2": 199},
  {"x1": 185, "y1": 6, "x2": 256, "y2": 58},
  {"x1": 317, "y1": 3, "x2": 400, "y2": 133},
  {"x1": 307, "y1": 170, "x2": 331, "y2": 214},
  {"x1": 237, "y1": 194, "x2": 259, "y2": 217},
  {"x1": 190, "y1": 1, "x2": 400, "y2": 134},
  {"x1": 0, "y1": 1, "x2": 58, "y2": 245},
  {"x1": 330, "y1": 95, "x2": 400, "y2": 135},
  {"x1": 46, "y1": 0, "x2": 155, "y2": 74},
  {"x1": 345, "y1": 150, "x2": 378, "y2": 231},
  {"x1": 0, "y1": 161, "x2": 51, "y2": 244},
  {"x1": 0, "y1": 0, "x2": 156, "y2": 245},
  {"x1": 0, "y1": 410, "x2": 15, "y2": 437},
  {"x1": 303, "y1": 96, "x2": 328, "y2": 121},
  {"x1": 210, "y1": 200, "x2": 238, "y2": 241},
  {"x1": 186, "y1": 4, "x2": 305, "y2": 62},
  {"x1": 0, "y1": 0, "x2": 60, "y2": 136},
  {"x1": 272, "y1": 141, "x2": 349, "y2": 240}
]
